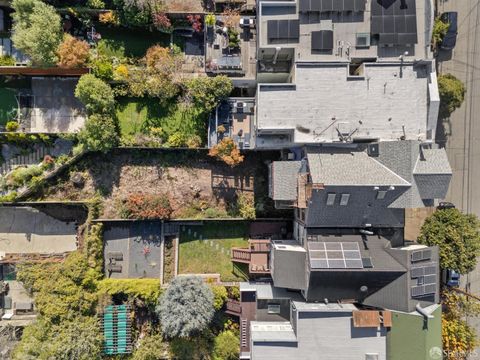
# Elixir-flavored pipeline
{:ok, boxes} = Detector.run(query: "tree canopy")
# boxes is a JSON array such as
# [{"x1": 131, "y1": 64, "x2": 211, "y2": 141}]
[
  {"x1": 13, "y1": 316, "x2": 102, "y2": 360},
  {"x1": 11, "y1": 0, "x2": 63, "y2": 65},
  {"x1": 418, "y1": 208, "x2": 480, "y2": 274},
  {"x1": 57, "y1": 34, "x2": 90, "y2": 68},
  {"x1": 213, "y1": 331, "x2": 239, "y2": 360},
  {"x1": 156, "y1": 276, "x2": 214, "y2": 339},
  {"x1": 208, "y1": 137, "x2": 244, "y2": 167},
  {"x1": 75, "y1": 74, "x2": 115, "y2": 115},
  {"x1": 77, "y1": 113, "x2": 119, "y2": 153},
  {"x1": 438, "y1": 73, "x2": 466, "y2": 117},
  {"x1": 185, "y1": 76, "x2": 233, "y2": 112}
]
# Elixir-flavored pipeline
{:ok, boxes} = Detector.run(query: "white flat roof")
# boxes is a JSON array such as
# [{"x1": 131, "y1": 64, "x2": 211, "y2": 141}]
[
  {"x1": 272, "y1": 240, "x2": 306, "y2": 252},
  {"x1": 251, "y1": 321, "x2": 298, "y2": 342},
  {"x1": 292, "y1": 301, "x2": 358, "y2": 312},
  {"x1": 256, "y1": 62, "x2": 431, "y2": 145}
]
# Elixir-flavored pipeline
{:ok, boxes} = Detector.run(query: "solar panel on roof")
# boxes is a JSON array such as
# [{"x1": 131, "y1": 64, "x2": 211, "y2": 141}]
[
  {"x1": 362, "y1": 257, "x2": 373, "y2": 268},
  {"x1": 312, "y1": 30, "x2": 334, "y2": 51},
  {"x1": 267, "y1": 20, "x2": 300, "y2": 43},
  {"x1": 371, "y1": 0, "x2": 417, "y2": 45},
  {"x1": 308, "y1": 242, "x2": 364, "y2": 269}
]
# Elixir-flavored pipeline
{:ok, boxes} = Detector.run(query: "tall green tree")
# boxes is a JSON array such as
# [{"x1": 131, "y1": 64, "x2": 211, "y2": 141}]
[
  {"x1": 438, "y1": 73, "x2": 466, "y2": 116},
  {"x1": 75, "y1": 74, "x2": 115, "y2": 115},
  {"x1": 156, "y1": 276, "x2": 214, "y2": 339},
  {"x1": 418, "y1": 208, "x2": 480, "y2": 274},
  {"x1": 11, "y1": 0, "x2": 62, "y2": 66},
  {"x1": 185, "y1": 76, "x2": 233, "y2": 112}
]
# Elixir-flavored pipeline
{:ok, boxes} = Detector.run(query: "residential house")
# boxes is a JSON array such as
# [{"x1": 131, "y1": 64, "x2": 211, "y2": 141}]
[{"x1": 251, "y1": 0, "x2": 439, "y2": 148}]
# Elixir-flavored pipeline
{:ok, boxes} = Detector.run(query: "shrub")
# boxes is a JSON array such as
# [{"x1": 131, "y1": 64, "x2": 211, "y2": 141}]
[
  {"x1": 187, "y1": 14, "x2": 202, "y2": 32},
  {"x1": 213, "y1": 331, "x2": 239, "y2": 360},
  {"x1": 237, "y1": 192, "x2": 256, "y2": 219},
  {"x1": 91, "y1": 58, "x2": 114, "y2": 81},
  {"x1": 0, "y1": 191, "x2": 18, "y2": 203},
  {"x1": 9, "y1": 165, "x2": 43, "y2": 187},
  {"x1": 433, "y1": 17, "x2": 449, "y2": 45},
  {"x1": 84, "y1": 223, "x2": 104, "y2": 275},
  {"x1": 156, "y1": 276, "x2": 215, "y2": 339},
  {"x1": 185, "y1": 76, "x2": 233, "y2": 112},
  {"x1": 57, "y1": 34, "x2": 90, "y2": 68},
  {"x1": 205, "y1": 13, "x2": 215, "y2": 27},
  {"x1": 438, "y1": 73, "x2": 466, "y2": 116},
  {"x1": 5, "y1": 121, "x2": 19, "y2": 132},
  {"x1": 11, "y1": 0, "x2": 63, "y2": 65},
  {"x1": 99, "y1": 11, "x2": 120, "y2": 26},
  {"x1": 0, "y1": 55, "x2": 16, "y2": 66},
  {"x1": 77, "y1": 114, "x2": 119, "y2": 153},
  {"x1": 145, "y1": 45, "x2": 178, "y2": 73},
  {"x1": 87, "y1": 0, "x2": 105, "y2": 9},
  {"x1": 132, "y1": 332, "x2": 170, "y2": 360},
  {"x1": 222, "y1": 8, "x2": 240, "y2": 29},
  {"x1": 167, "y1": 132, "x2": 187, "y2": 147},
  {"x1": 153, "y1": 12, "x2": 171, "y2": 31},
  {"x1": 169, "y1": 335, "x2": 213, "y2": 360},
  {"x1": 209, "y1": 137, "x2": 244, "y2": 167},
  {"x1": 75, "y1": 74, "x2": 115, "y2": 115},
  {"x1": 97, "y1": 278, "x2": 161, "y2": 304},
  {"x1": 210, "y1": 285, "x2": 228, "y2": 311},
  {"x1": 114, "y1": 64, "x2": 129, "y2": 80},
  {"x1": 186, "y1": 135, "x2": 202, "y2": 148},
  {"x1": 119, "y1": 193, "x2": 172, "y2": 219}
]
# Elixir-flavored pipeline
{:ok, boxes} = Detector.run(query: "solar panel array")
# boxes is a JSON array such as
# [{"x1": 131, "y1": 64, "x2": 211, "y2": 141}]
[
  {"x1": 299, "y1": 0, "x2": 366, "y2": 13},
  {"x1": 267, "y1": 20, "x2": 300, "y2": 43},
  {"x1": 311, "y1": 30, "x2": 334, "y2": 51},
  {"x1": 308, "y1": 242, "x2": 364, "y2": 269},
  {"x1": 371, "y1": 0, "x2": 417, "y2": 45},
  {"x1": 410, "y1": 265, "x2": 437, "y2": 298}
]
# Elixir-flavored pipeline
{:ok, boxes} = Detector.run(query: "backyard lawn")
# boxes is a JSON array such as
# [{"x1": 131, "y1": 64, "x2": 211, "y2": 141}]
[
  {"x1": 116, "y1": 98, "x2": 208, "y2": 140},
  {"x1": 178, "y1": 221, "x2": 249, "y2": 282},
  {"x1": 96, "y1": 25, "x2": 170, "y2": 58}
]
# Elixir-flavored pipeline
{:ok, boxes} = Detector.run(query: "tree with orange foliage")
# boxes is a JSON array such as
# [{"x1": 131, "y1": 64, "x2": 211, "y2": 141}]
[
  {"x1": 145, "y1": 45, "x2": 178, "y2": 74},
  {"x1": 221, "y1": 8, "x2": 240, "y2": 29},
  {"x1": 57, "y1": 34, "x2": 90, "y2": 68},
  {"x1": 209, "y1": 137, "x2": 244, "y2": 167}
]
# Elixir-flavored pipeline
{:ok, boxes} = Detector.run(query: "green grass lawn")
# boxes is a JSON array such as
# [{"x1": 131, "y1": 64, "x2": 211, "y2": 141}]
[
  {"x1": 178, "y1": 221, "x2": 249, "y2": 282},
  {"x1": 116, "y1": 97, "x2": 207, "y2": 140},
  {"x1": 96, "y1": 25, "x2": 170, "y2": 58}
]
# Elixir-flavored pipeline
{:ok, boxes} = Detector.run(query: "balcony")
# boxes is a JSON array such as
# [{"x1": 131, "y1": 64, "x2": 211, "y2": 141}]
[
  {"x1": 231, "y1": 239, "x2": 271, "y2": 275},
  {"x1": 225, "y1": 299, "x2": 242, "y2": 316}
]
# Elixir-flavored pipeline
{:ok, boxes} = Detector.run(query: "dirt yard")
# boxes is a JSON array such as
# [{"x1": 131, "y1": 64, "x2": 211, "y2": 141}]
[{"x1": 41, "y1": 150, "x2": 273, "y2": 219}]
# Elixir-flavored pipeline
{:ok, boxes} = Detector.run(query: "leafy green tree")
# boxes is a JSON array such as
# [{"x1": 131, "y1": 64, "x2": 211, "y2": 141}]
[
  {"x1": 78, "y1": 114, "x2": 119, "y2": 153},
  {"x1": 13, "y1": 317, "x2": 102, "y2": 360},
  {"x1": 11, "y1": 0, "x2": 62, "y2": 65},
  {"x1": 169, "y1": 334, "x2": 213, "y2": 360},
  {"x1": 213, "y1": 331, "x2": 239, "y2": 360},
  {"x1": 132, "y1": 332, "x2": 170, "y2": 360},
  {"x1": 156, "y1": 276, "x2": 214, "y2": 339},
  {"x1": 75, "y1": 74, "x2": 115, "y2": 115},
  {"x1": 438, "y1": 73, "x2": 466, "y2": 116},
  {"x1": 17, "y1": 252, "x2": 98, "y2": 324},
  {"x1": 418, "y1": 209, "x2": 480, "y2": 274},
  {"x1": 185, "y1": 76, "x2": 233, "y2": 112}
]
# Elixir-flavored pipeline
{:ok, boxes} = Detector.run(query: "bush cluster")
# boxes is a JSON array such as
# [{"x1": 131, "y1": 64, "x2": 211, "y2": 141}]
[{"x1": 119, "y1": 192, "x2": 173, "y2": 219}]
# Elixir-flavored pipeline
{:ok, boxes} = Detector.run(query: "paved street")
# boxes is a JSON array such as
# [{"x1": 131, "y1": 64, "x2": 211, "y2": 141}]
[{"x1": 438, "y1": 0, "x2": 480, "y2": 354}]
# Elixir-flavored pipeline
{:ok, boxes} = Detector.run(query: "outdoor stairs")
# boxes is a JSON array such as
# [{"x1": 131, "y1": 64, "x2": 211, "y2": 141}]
[
  {"x1": 240, "y1": 319, "x2": 248, "y2": 349},
  {"x1": 0, "y1": 146, "x2": 49, "y2": 176}
]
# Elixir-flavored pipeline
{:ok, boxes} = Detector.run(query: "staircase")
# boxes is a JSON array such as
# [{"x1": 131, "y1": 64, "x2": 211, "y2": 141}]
[
  {"x1": 0, "y1": 146, "x2": 49, "y2": 176},
  {"x1": 241, "y1": 319, "x2": 248, "y2": 349}
]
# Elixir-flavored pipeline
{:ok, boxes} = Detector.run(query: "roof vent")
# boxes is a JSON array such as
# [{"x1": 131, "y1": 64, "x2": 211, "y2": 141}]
[
  {"x1": 367, "y1": 144, "x2": 379, "y2": 157},
  {"x1": 365, "y1": 354, "x2": 379, "y2": 360}
]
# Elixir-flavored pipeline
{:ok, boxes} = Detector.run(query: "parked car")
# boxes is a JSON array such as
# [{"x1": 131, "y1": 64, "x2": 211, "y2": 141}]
[
  {"x1": 442, "y1": 269, "x2": 461, "y2": 287},
  {"x1": 437, "y1": 201, "x2": 455, "y2": 210},
  {"x1": 440, "y1": 12, "x2": 458, "y2": 50}
]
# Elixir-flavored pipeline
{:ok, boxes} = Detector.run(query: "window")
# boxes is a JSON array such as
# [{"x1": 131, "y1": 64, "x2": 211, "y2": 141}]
[
  {"x1": 376, "y1": 190, "x2": 387, "y2": 200},
  {"x1": 268, "y1": 304, "x2": 281, "y2": 314},
  {"x1": 326, "y1": 193, "x2": 336, "y2": 205},
  {"x1": 340, "y1": 193, "x2": 350, "y2": 206}
]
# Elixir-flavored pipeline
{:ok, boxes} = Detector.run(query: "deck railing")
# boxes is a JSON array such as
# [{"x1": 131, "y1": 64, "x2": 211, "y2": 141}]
[{"x1": 231, "y1": 248, "x2": 251, "y2": 263}]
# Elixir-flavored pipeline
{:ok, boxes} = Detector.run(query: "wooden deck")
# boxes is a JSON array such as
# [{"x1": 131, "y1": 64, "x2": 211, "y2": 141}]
[{"x1": 231, "y1": 239, "x2": 271, "y2": 275}]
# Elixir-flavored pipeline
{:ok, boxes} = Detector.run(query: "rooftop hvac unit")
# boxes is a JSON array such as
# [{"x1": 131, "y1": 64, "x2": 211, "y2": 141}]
[
  {"x1": 365, "y1": 354, "x2": 379, "y2": 360},
  {"x1": 234, "y1": 101, "x2": 245, "y2": 109},
  {"x1": 356, "y1": 33, "x2": 371, "y2": 48}
]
